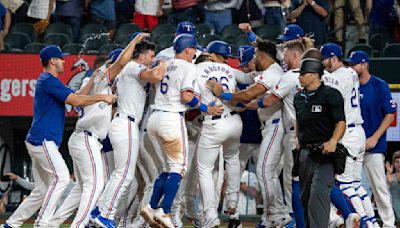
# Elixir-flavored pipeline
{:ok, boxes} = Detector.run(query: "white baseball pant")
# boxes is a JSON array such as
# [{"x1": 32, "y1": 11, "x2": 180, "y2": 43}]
[
  {"x1": 98, "y1": 114, "x2": 140, "y2": 220},
  {"x1": 239, "y1": 143, "x2": 260, "y2": 173},
  {"x1": 51, "y1": 131, "x2": 105, "y2": 227},
  {"x1": 197, "y1": 114, "x2": 243, "y2": 223},
  {"x1": 282, "y1": 128, "x2": 295, "y2": 214},
  {"x1": 363, "y1": 152, "x2": 396, "y2": 228},
  {"x1": 6, "y1": 141, "x2": 70, "y2": 227},
  {"x1": 256, "y1": 119, "x2": 286, "y2": 220},
  {"x1": 116, "y1": 169, "x2": 140, "y2": 227}
]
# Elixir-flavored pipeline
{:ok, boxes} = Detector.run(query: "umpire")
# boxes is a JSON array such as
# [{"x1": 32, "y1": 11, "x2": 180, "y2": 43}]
[{"x1": 294, "y1": 58, "x2": 346, "y2": 227}]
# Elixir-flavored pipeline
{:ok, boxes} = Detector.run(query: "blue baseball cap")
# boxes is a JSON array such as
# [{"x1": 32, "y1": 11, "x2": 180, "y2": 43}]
[
  {"x1": 277, "y1": 24, "x2": 305, "y2": 42},
  {"x1": 320, "y1": 43, "x2": 343, "y2": 59},
  {"x1": 130, "y1": 32, "x2": 150, "y2": 41},
  {"x1": 344, "y1": 51, "x2": 369, "y2": 65},
  {"x1": 108, "y1": 48, "x2": 123, "y2": 63},
  {"x1": 176, "y1": 21, "x2": 196, "y2": 35},
  {"x1": 238, "y1": 45, "x2": 255, "y2": 67},
  {"x1": 39, "y1": 45, "x2": 68, "y2": 62}
]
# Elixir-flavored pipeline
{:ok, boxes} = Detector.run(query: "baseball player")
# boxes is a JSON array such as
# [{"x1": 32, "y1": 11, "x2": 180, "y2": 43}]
[
  {"x1": 92, "y1": 35, "x2": 167, "y2": 227},
  {"x1": 207, "y1": 40, "x2": 291, "y2": 227},
  {"x1": 140, "y1": 34, "x2": 224, "y2": 228},
  {"x1": 197, "y1": 40, "x2": 262, "y2": 228},
  {"x1": 2, "y1": 45, "x2": 116, "y2": 228},
  {"x1": 320, "y1": 43, "x2": 377, "y2": 227}
]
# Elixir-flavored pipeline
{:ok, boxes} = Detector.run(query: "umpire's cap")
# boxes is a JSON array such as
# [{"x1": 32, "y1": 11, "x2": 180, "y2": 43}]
[
  {"x1": 40, "y1": 45, "x2": 68, "y2": 62},
  {"x1": 294, "y1": 58, "x2": 324, "y2": 75},
  {"x1": 206, "y1": 41, "x2": 231, "y2": 58},
  {"x1": 173, "y1": 34, "x2": 202, "y2": 54}
]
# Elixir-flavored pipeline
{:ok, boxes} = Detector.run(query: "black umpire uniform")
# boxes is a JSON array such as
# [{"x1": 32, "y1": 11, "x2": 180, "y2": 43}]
[{"x1": 294, "y1": 58, "x2": 346, "y2": 227}]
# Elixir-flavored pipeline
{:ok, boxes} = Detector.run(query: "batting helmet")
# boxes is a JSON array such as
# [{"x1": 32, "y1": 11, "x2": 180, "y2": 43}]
[
  {"x1": 173, "y1": 34, "x2": 197, "y2": 54},
  {"x1": 206, "y1": 41, "x2": 231, "y2": 58}
]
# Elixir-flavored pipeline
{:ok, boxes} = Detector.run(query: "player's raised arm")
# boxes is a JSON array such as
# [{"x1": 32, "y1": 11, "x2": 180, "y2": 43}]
[{"x1": 140, "y1": 60, "x2": 167, "y2": 84}]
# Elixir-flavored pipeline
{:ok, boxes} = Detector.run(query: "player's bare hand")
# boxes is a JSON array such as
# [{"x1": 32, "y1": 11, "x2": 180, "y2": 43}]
[
  {"x1": 294, "y1": 137, "x2": 300, "y2": 150},
  {"x1": 366, "y1": 136, "x2": 378, "y2": 150},
  {"x1": 322, "y1": 139, "x2": 337, "y2": 154},
  {"x1": 132, "y1": 33, "x2": 150, "y2": 44},
  {"x1": 156, "y1": 7, "x2": 163, "y2": 17},
  {"x1": 103, "y1": 94, "x2": 117, "y2": 104},
  {"x1": 238, "y1": 23, "x2": 252, "y2": 33},
  {"x1": 207, "y1": 104, "x2": 224, "y2": 116},
  {"x1": 4, "y1": 173, "x2": 18, "y2": 180},
  {"x1": 206, "y1": 80, "x2": 224, "y2": 97},
  {"x1": 385, "y1": 161, "x2": 394, "y2": 174}
]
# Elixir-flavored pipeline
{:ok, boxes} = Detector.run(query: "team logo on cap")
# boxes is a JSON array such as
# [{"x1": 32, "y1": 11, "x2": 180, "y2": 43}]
[
  {"x1": 284, "y1": 27, "x2": 289, "y2": 35},
  {"x1": 183, "y1": 24, "x2": 194, "y2": 32},
  {"x1": 239, "y1": 48, "x2": 245, "y2": 61}
]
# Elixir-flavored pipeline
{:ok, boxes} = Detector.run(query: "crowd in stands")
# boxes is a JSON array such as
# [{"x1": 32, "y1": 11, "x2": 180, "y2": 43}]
[{"x1": 0, "y1": 0, "x2": 400, "y2": 55}]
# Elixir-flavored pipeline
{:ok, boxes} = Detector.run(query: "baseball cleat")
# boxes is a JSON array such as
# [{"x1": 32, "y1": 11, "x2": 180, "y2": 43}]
[
  {"x1": 345, "y1": 213, "x2": 360, "y2": 228},
  {"x1": 171, "y1": 212, "x2": 183, "y2": 228},
  {"x1": 203, "y1": 217, "x2": 220, "y2": 228},
  {"x1": 228, "y1": 218, "x2": 242, "y2": 228},
  {"x1": 153, "y1": 208, "x2": 174, "y2": 228},
  {"x1": 224, "y1": 207, "x2": 237, "y2": 215},
  {"x1": 140, "y1": 204, "x2": 158, "y2": 227},
  {"x1": 90, "y1": 206, "x2": 101, "y2": 223},
  {"x1": 93, "y1": 215, "x2": 116, "y2": 228}
]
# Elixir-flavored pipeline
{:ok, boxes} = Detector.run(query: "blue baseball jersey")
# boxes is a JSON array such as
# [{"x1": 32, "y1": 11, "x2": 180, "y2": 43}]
[
  {"x1": 26, "y1": 72, "x2": 73, "y2": 147},
  {"x1": 360, "y1": 75, "x2": 396, "y2": 153},
  {"x1": 0, "y1": 3, "x2": 6, "y2": 31},
  {"x1": 238, "y1": 84, "x2": 262, "y2": 144}
]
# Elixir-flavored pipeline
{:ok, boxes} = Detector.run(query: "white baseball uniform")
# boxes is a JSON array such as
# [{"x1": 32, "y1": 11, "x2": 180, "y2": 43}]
[
  {"x1": 271, "y1": 68, "x2": 301, "y2": 215},
  {"x1": 155, "y1": 46, "x2": 202, "y2": 63},
  {"x1": 51, "y1": 66, "x2": 112, "y2": 227},
  {"x1": 322, "y1": 67, "x2": 376, "y2": 224},
  {"x1": 254, "y1": 62, "x2": 287, "y2": 221},
  {"x1": 98, "y1": 60, "x2": 148, "y2": 220}
]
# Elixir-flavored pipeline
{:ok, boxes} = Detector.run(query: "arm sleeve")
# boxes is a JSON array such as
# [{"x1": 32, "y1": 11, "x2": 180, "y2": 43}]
[
  {"x1": 15, "y1": 176, "x2": 35, "y2": 191},
  {"x1": 43, "y1": 76, "x2": 74, "y2": 103},
  {"x1": 180, "y1": 65, "x2": 197, "y2": 92},
  {"x1": 327, "y1": 88, "x2": 346, "y2": 123},
  {"x1": 272, "y1": 76, "x2": 294, "y2": 99},
  {"x1": 379, "y1": 81, "x2": 397, "y2": 114},
  {"x1": 255, "y1": 69, "x2": 278, "y2": 91},
  {"x1": 127, "y1": 62, "x2": 147, "y2": 79}
]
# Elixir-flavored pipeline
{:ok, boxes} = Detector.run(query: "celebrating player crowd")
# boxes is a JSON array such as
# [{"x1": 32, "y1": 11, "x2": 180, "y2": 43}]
[{"x1": 1, "y1": 21, "x2": 396, "y2": 228}]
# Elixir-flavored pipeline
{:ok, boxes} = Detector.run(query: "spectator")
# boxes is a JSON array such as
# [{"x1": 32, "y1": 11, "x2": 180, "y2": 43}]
[
  {"x1": 334, "y1": 0, "x2": 366, "y2": 43},
  {"x1": 238, "y1": 170, "x2": 260, "y2": 215},
  {"x1": 0, "y1": 0, "x2": 25, "y2": 25},
  {"x1": 203, "y1": 0, "x2": 236, "y2": 34},
  {"x1": 88, "y1": 0, "x2": 117, "y2": 39},
  {"x1": 233, "y1": 0, "x2": 263, "y2": 29},
  {"x1": 55, "y1": 0, "x2": 86, "y2": 42},
  {"x1": 168, "y1": 0, "x2": 198, "y2": 25},
  {"x1": 26, "y1": 0, "x2": 55, "y2": 34},
  {"x1": 386, "y1": 151, "x2": 400, "y2": 219},
  {"x1": 288, "y1": 0, "x2": 329, "y2": 46},
  {"x1": 115, "y1": 0, "x2": 134, "y2": 25},
  {"x1": 262, "y1": 0, "x2": 286, "y2": 32},
  {"x1": 133, "y1": 0, "x2": 164, "y2": 31},
  {"x1": 366, "y1": 0, "x2": 398, "y2": 39},
  {"x1": 0, "y1": 2, "x2": 10, "y2": 51}
]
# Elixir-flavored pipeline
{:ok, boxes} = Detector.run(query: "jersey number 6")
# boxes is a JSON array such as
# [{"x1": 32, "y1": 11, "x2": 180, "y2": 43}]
[{"x1": 160, "y1": 75, "x2": 170, "y2": 94}]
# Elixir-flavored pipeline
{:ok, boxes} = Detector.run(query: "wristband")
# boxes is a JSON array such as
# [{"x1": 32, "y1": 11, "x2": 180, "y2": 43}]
[
  {"x1": 247, "y1": 31, "x2": 257, "y2": 43},
  {"x1": 186, "y1": 96, "x2": 199, "y2": 108},
  {"x1": 198, "y1": 103, "x2": 208, "y2": 112},
  {"x1": 258, "y1": 97, "x2": 264, "y2": 108},
  {"x1": 236, "y1": 102, "x2": 245, "y2": 108},
  {"x1": 221, "y1": 92, "x2": 233, "y2": 101}
]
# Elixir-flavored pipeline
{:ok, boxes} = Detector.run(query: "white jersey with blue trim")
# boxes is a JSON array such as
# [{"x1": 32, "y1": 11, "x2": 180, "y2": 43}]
[
  {"x1": 322, "y1": 66, "x2": 363, "y2": 125},
  {"x1": 152, "y1": 58, "x2": 197, "y2": 112},
  {"x1": 255, "y1": 62, "x2": 284, "y2": 123},
  {"x1": 75, "y1": 65, "x2": 112, "y2": 140},
  {"x1": 196, "y1": 62, "x2": 257, "y2": 115},
  {"x1": 155, "y1": 46, "x2": 202, "y2": 63},
  {"x1": 115, "y1": 60, "x2": 148, "y2": 122}
]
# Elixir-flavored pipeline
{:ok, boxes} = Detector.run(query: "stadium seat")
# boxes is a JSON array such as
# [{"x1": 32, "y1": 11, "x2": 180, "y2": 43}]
[
  {"x1": 115, "y1": 23, "x2": 142, "y2": 43},
  {"x1": 43, "y1": 33, "x2": 71, "y2": 47},
  {"x1": 150, "y1": 24, "x2": 176, "y2": 42},
  {"x1": 382, "y1": 43, "x2": 400, "y2": 57},
  {"x1": 221, "y1": 24, "x2": 244, "y2": 44},
  {"x1": 79, "y1": 23, "x2": 108, "y2": 43},
  {"x1": 44, "y1": 22, "x2": 74, "y2": 41},
  {"x1": 157, "y1": 34, "x2": 175, "y2": 52},
  {"x1": 369, "y1": 33, "x2": 395, "y2": 55},
  {"x1": 256, "y1": 24, "x2": 282, "y2": 41},
  {"x1": 99, "y1": 43, "x2": 123, "y2": 55},
  {"x1": 235, "y1": 34, "x2": 250, "y2": 47},
  {"x1": 4, "y1": 32, "x2": 31, "y2": 50},
  {"x1": 346, "y1": 43, "x2": 373, "y2": 57},
  {"x1": 10, "y1": 22, "x2": 36, "y2": 42},
  {"x1": 198, "y1": 34, "x2": 222, "y2": 47},
  {"x1": 63, "y1": 43, "x2": 84, "y2": 54},
  {"x1": 196, "y1": 23, "x2": 212, "y2": 36},
  {"x1": 23, "y1": 43, "x2": 46, "y2": 53}
]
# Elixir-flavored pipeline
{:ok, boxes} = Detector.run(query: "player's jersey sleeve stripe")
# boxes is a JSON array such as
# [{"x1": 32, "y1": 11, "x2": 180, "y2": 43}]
[
  {"x1": 137, "y1": 68, "x2": 147, "y2": 80},
  {"x1": 256, "y1": 82, "x2": 270, "y2": 91},
  {"x1": 271, "y1": 91, "x2": 283, "y2": 99}
]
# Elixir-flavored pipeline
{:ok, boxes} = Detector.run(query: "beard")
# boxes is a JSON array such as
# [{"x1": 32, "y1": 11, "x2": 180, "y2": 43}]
[{"x1": 255, "y1": 59, "x2": 263, "y2": 71}]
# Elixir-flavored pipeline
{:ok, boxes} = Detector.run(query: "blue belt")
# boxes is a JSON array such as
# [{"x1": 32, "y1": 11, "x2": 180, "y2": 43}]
[
  {"x1": 75, "y1": 129, "x2": 103, "y2": 144},
  {"x1": 211, "y1": 111, "x2": 238, "y2": 120},
  {"x1": 347, "y1": 123, "x2": 355, "y2": 128},
  {"x1": 153, "y1": 109, "x2": 184, "y2": 116}
]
